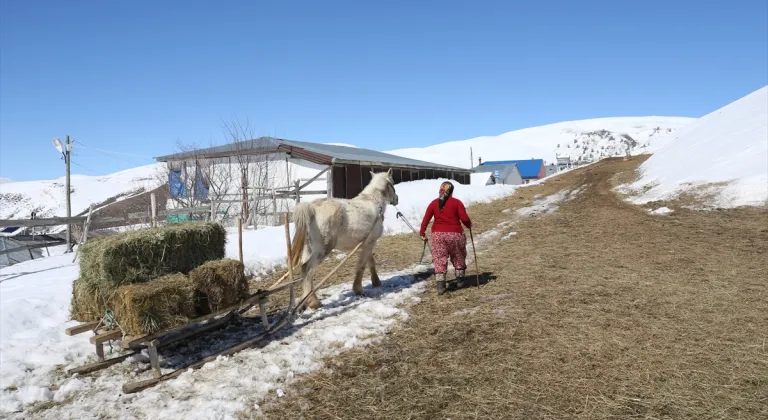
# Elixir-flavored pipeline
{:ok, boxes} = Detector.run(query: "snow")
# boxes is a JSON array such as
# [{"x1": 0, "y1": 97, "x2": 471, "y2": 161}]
[
  {"x1": 0, "y1": 249, "x2": 426, "y2": 417},
  {"x1": 648, "y1": 207, "x2": 673, "y2": 216},
  {"x1": 0, "y1": 173, "x2": 530, "y2": 417},
  {"x1": 386, "y1": 116, "x2": 695, "y2": 169},
  {"x1": 0, "y1": 177, "x2": 12, "y2": 184},
  {"x1": 470, "y1": 172, "x2": 492, "y2": 186},
  {"x1": 381, "y1": 178, "x2": 519, "y2": 235},
  {"x1": 623, "y1": 87, "x2": 768, "y2": 208},
  {"x1": 0, "y1": 164, "x2": 164, "y2": 220},
  {"x1": 323, "y1": 142, "x2": 358, "y2": 148}
]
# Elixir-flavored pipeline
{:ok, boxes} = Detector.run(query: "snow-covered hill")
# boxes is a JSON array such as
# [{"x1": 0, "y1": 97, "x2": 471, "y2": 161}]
[
  {"x1": 386, "y1": 116, "x2": 695, "y2": 169},
  {"x1": 0, "y1": 164, "x2": 164, "y2": 220},
  {"x1": 0, "y1": 116, "x2": 694, "y2": 222},
  {"x1": 624, "y1": 86, "x2": 768, "y2": 208}
]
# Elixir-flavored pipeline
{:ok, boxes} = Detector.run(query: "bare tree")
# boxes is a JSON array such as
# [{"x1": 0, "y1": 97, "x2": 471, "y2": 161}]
[
  {"x1": 221, "y1": 117, "x2": 283, "y2": 227},
  {"x1": 153, "y1": 138, "x2": 235, "y2": 222}
]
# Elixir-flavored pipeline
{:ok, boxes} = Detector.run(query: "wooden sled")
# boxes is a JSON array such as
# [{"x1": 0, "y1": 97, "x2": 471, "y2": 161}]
[{"x1": 63, "y1": 211, "x2": 427, "y2": 394}]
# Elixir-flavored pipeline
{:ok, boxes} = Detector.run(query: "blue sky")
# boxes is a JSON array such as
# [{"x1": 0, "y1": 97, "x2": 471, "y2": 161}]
[{"x1": 1, "y1": 0, "x2": 766, "y2": 181}]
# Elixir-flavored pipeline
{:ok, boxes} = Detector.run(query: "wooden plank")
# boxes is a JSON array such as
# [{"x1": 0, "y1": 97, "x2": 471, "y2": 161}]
[
  {"x1": 122, "y1": 312, "x2": 294, "y2": 394},
  {"x1": 0, "y1": 217, "x2": 86, "y2": 228},
  {"x1": 346, "y1": 164, "x2": 363, "y2": 199},
  {"x1": 90, "y1": 329, "x2": 123, "y2": 344},
  {"x1": 259, "y1": 299, "x2": 270, "y2": 330},
  {"x1": 297, "y1": 166, "x2": 330, "y2": 190},
  {"x1": 67, "y1": 351, "x2": 139, "y2": 376},
  {"x1": 65, "y1": 321, "x2": 100, "y2": 336},
  {"x1": 331, "y1": 166, "x2": 346, "y2": 199},
  {"x1": 123, "y1": 306, "x2": 240, "y2": 349},
  {"x1": 148, "y1": 340, "x2": 161, "y2": 378}
]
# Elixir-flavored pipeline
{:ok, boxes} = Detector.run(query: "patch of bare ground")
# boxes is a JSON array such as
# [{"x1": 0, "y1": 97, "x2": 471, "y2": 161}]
[
  {"x1": 249, "y1": 166, "x2": 585, "y2": 313},
  {"x1": 254, "y1": 156, "x2": 768, "y2": 420}
]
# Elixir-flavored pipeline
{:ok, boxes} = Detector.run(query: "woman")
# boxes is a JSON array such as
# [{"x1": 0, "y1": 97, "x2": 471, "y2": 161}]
[{"x1": 419, "y1": 181, "x2": 472, "y2": 295}]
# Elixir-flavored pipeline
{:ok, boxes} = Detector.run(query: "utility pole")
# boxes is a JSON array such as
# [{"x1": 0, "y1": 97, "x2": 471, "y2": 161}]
[
  {"x1": 53, "y1": 136, "x2": 73, "y2": 253},
  {"x1": 64, "y1": 135, "x2": 73, "y2": 253}
]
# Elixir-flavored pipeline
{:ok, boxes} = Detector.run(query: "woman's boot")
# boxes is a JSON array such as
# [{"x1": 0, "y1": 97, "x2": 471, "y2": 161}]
[
  {"x1": 435, "y1": 273, "x2": 447, "y2": 295},
  {"x1": 455, "y1": 269, "x2": 466, "y2": 288}
]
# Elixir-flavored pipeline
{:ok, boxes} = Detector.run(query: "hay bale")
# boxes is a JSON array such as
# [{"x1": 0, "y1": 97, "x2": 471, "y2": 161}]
[
  {"x1": 70, "y1": 279, "x2": 104, "y2": 322},
  {"x1": 189, "y1": 259, "x2": 249, "y2": 314},
  {"x1": 78, "y1": 222, "x2": 227, "y2": 289},
  {"x1": 112, "y1": 273, "x2": 196, "y2": 336}
]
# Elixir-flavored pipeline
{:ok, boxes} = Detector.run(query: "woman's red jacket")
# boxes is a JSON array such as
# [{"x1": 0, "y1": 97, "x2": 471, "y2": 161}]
[{"x1": 419, "y1": 196, "x2": 472, "y2": 237}]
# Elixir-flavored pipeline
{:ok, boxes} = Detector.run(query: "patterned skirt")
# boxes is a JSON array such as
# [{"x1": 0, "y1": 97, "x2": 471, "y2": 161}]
[{"x1": 430, "y1": 231, "x2": 468, "y2": 274}]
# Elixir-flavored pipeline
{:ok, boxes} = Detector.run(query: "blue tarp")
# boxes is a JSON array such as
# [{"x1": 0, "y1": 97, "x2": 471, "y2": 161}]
[
  {"x1": 169, "y1": 169, "x2": 187, "y2": 198},
  {"x1": 193, "y1": 167, "x2": 209, "y2": 201}
]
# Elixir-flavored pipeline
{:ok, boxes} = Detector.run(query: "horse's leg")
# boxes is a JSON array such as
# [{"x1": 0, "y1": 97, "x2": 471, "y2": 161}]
[
  {"x1": 352, "y1": 243, "x2": 374, "y2": 296},
  {"x1": 301, "y1": 257, "x2": 323, "y2": 310},
  {"x1": 368, "y1": 253, "x2": 381, "y2": 288}
]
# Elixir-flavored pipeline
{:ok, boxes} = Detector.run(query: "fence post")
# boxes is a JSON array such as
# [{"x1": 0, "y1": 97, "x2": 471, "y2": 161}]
[
  {"x1": 150, "y1": 192, "x2": 157, "y2": 227},
  {"x1": 272, "y1": 189, "x2": 278, "y2": 226},
  {"x1": 294, "y1": 180, "x2": 301, "y2": 204},
  {"x1": 210, "y1": 200, "x2": 215, "y2": 222},
  {"x1": 238, "y1": 218, "x2": 243, "y2": 264}
]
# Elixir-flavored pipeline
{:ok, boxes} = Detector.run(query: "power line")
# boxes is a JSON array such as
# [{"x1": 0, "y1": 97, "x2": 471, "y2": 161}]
[{"x1": 73, "y1": 141, "x2": 153, "y2": 159}]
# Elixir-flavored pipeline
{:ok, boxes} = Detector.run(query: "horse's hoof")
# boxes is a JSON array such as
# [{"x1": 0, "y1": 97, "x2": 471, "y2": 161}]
[
  {"x1": 307, "y1": 295, "x2": 323, "y2": 310},
  {"x1": 353, "y1": 287, "x2": 365, "y2": 296},
  {"x1": 371, "y1": 278, "x2": 382, "y2": 288}
]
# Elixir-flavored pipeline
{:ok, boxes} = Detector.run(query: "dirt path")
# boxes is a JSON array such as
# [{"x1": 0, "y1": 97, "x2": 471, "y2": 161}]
[{"x1": 256, "y1": 157, "x2": 768, "y2": 419}]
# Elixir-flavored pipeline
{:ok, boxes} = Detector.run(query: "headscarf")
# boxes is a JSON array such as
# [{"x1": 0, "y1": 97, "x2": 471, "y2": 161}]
[{"x1": 438, "y1": 181, "x2": 454, "y2": 212}]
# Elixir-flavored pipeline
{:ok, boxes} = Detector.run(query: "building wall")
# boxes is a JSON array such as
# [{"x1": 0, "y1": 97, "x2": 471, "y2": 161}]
[
  {"x1": 545, "y1": 164, "x2": 558, "y2": 177},
  {"x1": 504, "y1": 166, "x2": 523, "y2": 185},
  {"x1": 332, "y1": 164, "x2": 470, "y2": 199},
  {"x1": 536, "y1": 164, "x2": 546, "y2": 179}
]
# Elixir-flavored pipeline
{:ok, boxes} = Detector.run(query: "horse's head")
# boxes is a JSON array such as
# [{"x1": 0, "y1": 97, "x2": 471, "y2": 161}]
[{"x1": 370, "y1": 168, "x2": 398, "y2": 207}]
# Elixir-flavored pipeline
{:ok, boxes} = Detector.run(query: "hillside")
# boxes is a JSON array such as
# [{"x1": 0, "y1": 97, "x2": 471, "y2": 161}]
[
  {"x1": 0, "y1": 164, "x2": 164, "y2": 220},
  {"x1": 385, "y1": 116, "x2": 695, "y2": 169},
  {"x1": 624, "y1": 86, "x2": 768, "y2": 208},
  {"x1": 0, "y1": 116, "x2": 694, "y2": 222}
]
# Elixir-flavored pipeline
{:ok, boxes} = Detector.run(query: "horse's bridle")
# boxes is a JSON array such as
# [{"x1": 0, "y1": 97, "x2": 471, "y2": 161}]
[{"x1": 385, "y1": 178, "x2": 397, "y2": 204}]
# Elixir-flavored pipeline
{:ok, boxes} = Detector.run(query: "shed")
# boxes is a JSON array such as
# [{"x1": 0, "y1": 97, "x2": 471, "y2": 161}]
[
  {"x1": 478, "y1": 159, "x2": 546, "y2": 184},
  {"x1": 471, "y1": 163, "x2": 523, "y2": 185},
  {"x1": 545, "y1": 163, "x2": 558, "y2": 177},
  {"x1": 154, "y1": 137, "x2": 471, "y2": 199}
]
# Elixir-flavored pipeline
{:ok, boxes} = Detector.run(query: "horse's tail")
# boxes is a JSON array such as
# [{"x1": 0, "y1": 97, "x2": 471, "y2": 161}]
[{"x1": 290, "y1": 202, "x2": 315, "y2": 271}]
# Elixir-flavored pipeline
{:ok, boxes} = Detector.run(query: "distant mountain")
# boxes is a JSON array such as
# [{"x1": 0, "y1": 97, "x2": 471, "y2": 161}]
[{"x1": 386, "y1": 116, "x2": 695, "y2": 168}]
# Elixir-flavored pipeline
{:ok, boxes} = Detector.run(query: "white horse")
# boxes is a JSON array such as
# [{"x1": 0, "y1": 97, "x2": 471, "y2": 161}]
[{"x1": 289, "y1": 169, "x2": 399, "y2": 310}]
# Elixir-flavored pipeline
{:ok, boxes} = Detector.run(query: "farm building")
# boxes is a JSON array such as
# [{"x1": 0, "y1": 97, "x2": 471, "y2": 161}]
[
  {"x1": 545, "y1": 163, "x2": 558, "y2": 177},
  {"x1": 153, "y1": 137, "x2": 471, "y2": 226},
  {"x1": 556, "y1": 156, "x2": 573, "y2": 171},
  {"x1": 471, "y1": 163, "x2": 523, "y2": 185},
  {"x1": 476, "y1": 159, "x2": 546, "y2": 184}
]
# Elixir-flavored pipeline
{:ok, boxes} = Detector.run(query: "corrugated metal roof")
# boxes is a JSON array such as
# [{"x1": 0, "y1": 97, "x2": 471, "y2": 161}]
[
  {"x1": 154, "y1": 137, "x2": 468, "y2": 172},
  {"x1": 480, "y1": 159, "x2": 544, "y2": 178}
]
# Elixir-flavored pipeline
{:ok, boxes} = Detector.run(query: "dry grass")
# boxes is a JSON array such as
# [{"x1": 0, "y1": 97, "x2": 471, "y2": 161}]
[
  {"x1": 70, "y1": 279, "x2": 103, "y2": 322},
  {"x1": 112, "y1": 273, "x2": 197, "y2": 336},
  {"x1": 189, "y1": 258, "x2": 249, "y2": 314},
  {"x1": 258, "y1": 157, "x2": 768, "y2": 419}
]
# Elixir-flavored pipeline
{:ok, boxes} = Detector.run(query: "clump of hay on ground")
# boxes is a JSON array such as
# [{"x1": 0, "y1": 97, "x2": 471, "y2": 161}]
[
  {"x1": 189, "y1": 258, "x2": 249, "y2": 314},
  {"x1": 112, "y1": 273, "x2": 197, "y2": 336},
  {"x1": 78, "y1": 222, "x2": 227, "y2": 289},
  {"x1": 70, "y1": 279, "x2": 104, "y2": 322}
]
